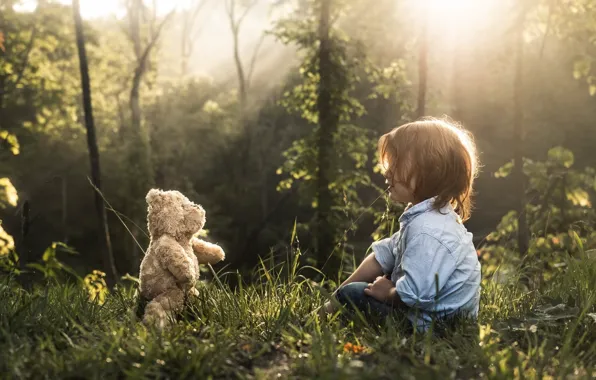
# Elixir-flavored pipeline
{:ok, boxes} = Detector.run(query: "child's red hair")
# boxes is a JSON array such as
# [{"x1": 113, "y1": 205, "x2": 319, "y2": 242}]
[{"x1": 378, "y1": 118, "x2": 479, "y2": 221}]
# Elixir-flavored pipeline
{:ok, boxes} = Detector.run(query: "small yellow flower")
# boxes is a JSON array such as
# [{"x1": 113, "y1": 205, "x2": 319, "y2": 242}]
[{"x1": 83, "y1": 270, "x2": 108, "y2": 304}]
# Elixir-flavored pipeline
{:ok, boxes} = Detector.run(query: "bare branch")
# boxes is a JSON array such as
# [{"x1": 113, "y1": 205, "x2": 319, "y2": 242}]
[
  {"x1": 130, "y1": 9, "x2": 174, "y2": 130},
  {"x1": 138, "y1": 8, "x2": 174, "y2": 76},
  {"x1": 140, "y1": 9, "x2": 174, "y2": 67},
  {"x1": 150, "y1": 0, "x2": 158, "y2": 37},
  {"x1": 237, "y1": 0, "x2": 258, "y2": 26},
  {"x1": 124, "y1": 0, "x2": 133, "y2": 20},
  {"x1": 224, "y1": 0, "x2": 237, "y2": 34},
  {"x1": 190, "y1": 0, "x2": 209, "y2": 27},
  {"x1": 224, "y1": 0, "x2": 234, "y2": 20},
  {"x1": 225, "y1": 0, "x2": 257, "y2": 32},
  {"x1": 127, "y1": 0, "x2": 143, "y2": 59},
  {"x1": 184, "y1": 0, "x2": 210, "y2": 57},
  {"x1": 540, "y1": 0, "x2": 556, "y2": 58},
  {"x1": 246, "y1": 32, "x2": 267, "y2": 88}
]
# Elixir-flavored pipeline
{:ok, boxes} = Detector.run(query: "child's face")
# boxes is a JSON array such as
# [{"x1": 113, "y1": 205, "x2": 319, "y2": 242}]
[{"x1": 384, "y1": 163, "x2": 416, "y2": 204}]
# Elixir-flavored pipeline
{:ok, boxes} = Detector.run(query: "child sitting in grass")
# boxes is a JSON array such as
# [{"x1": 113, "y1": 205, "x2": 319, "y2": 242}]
[{"x1": 325, "y1": 118, "x2": 481, "y2": 331}]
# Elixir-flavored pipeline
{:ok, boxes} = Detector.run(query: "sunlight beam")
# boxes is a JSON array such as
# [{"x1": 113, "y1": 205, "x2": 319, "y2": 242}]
[
  {"x1": 15, "y1": 0, "x2": 181, "y2": 19},
  {"x1": 414, "y1": 0, "x2": 500, "y2": 37}
]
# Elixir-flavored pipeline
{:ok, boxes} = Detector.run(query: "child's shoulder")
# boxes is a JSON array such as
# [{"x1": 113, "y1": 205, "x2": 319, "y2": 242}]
[{"x1": 403, "y1": 208, "x2": 472, "y2": 253}]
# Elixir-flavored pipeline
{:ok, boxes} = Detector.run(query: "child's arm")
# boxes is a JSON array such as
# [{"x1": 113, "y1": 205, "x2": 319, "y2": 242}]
[
  {"x1": 338, "y1": 253, "x2": 384, "y2": 288},
  {"x1": 323, "y1": 253, "x2": 384, "y2": 314}
]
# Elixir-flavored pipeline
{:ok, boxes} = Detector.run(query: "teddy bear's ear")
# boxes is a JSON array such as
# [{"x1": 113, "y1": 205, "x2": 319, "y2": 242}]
[{"x1": 146, "y1": 189, "x2": 163, "y2": 205}]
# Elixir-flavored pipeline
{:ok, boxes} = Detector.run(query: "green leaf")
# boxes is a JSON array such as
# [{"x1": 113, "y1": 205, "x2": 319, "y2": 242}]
[
  {"x1": 0, "y1": 130, "x2": 20, "y2": 155},
  {"x1": 42, "y1": 246, "x2": 56, "y2": 262},
  {"x1": 26, "y1": 263, "x2": 47, "y2": 274},
  {"x1": 0, "y1": 224, "x2": 15, "y2": 256},
  {"x1": 566, "y1": 188, "x2": 591, "y2": 207},
  {"x1": 494, "y1": 160, "x2": 514, "y2": 178},
  {"x1": 573, "y1": 59, "x2": 590, "y2": 80},
  {"x1": 290, "y1": 218, "x2": 297, "y2": 246},
  {"x1": 0, "y1": 178, "x2": 18, "y2": 208},
  {"x1": 548, "y1": 146, "x2": 574, "y2": 168},
  {"x1": 570, "y1": 230, "x2": 584, "y2": 254},
  {"x1": 573, "y1": 69, "x2": 582, "y2": 80},
  {"x1": 53, "y1": 242, "x2": 78, "y2": 255}
]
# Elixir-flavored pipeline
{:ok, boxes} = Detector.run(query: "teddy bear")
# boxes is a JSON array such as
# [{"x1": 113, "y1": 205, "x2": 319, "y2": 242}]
[{"x1": 138, "y1": 188, "x2": 225, "y2": 329}]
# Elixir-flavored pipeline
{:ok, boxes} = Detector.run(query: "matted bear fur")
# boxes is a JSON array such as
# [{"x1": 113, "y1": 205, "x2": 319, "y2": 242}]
[{"x1": 139, "y1": 189, "x2": 225, "y2": 329}]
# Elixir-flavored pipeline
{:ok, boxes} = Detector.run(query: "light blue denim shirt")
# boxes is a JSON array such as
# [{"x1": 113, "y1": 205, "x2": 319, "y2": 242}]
[{"x1": 372, "y1": 197, "x2": 481, "y2": 331}]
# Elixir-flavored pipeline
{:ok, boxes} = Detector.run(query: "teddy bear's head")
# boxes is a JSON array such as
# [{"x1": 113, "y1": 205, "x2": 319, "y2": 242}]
[{"x1": 145, "y1": 189, "x2": 206, "y2": 239}]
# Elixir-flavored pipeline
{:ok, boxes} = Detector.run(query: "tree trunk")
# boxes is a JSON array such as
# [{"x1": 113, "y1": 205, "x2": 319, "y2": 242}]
[
  {"x1": 124, "y1": 3, "x2": 173, "y2": 271},
  {"x1": 513, "y1": 12, "x2": 529, "y2": 255},
  {"x1": 130, "y1": 63, "x2": 146, "y2": 136},
  {"x1": 225, "y1": 0, "x2": 251, "y2": 118},
  {"x1": 73, "y1": 0, "x2": 118, "y2": 284},
  {"x1": 181, "y1": 14, "x2": 190, "y2": 77},
  {"x1": 61, "y1": 176, "x2": 68, "y2": 244},
  {"x1": 129, "y1": 0, "x2": 147, "y2": 138},
  {"x1": 316, "y1": 0, "x2": 338, "y2": 275},
  {"x1": 0, "y1": 74, "x2": 5, "y2": 131},
  {"x1": 416, "y1": 9, "x2": 428, "y2": 119},
  {"x1": 0, "y1": 32, "x2": 5, "y2": 130},
  {"x1": 230, "y1": 23, "x2": 250, "y2": 177},
  {"x1": 128, "y1": 52, "x2": 152, "y2": 272},
  {"x1": 18, "y1": 200, "x2": 30, "y2": 271},
  {"x1": 225, "y1": 0, "x2": 266, "y2": 256},
  {"x1": 232, "y1": 29, "x2": 248, "y2": 118},
  {"x1": 180, "y1": 0, "x2": 208, "y2": 78}
]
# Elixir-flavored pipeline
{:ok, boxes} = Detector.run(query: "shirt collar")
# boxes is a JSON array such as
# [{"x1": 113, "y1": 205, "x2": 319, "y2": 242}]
[{"x1": 399, "y1": 197, "x2": 454, "y2": 226}]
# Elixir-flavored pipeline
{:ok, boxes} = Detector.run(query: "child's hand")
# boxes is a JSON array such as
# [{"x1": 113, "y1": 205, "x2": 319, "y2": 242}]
[{"x1": 364, "y1": 276, "x2": 396, "y2": 304}]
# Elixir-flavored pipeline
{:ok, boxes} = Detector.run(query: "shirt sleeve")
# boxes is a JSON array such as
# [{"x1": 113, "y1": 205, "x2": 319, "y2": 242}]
[
  {"x1": 371, "y1": 232, "x2": 399, "y2": 275},
  {"x1": 395, "y1": 232, "x2": 457, "y2": 309}
]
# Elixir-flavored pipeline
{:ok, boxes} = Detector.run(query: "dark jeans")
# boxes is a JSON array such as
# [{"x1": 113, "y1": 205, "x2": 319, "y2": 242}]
[{"x1": 335, "y1": 282, "x2": 394, "y2": 319}]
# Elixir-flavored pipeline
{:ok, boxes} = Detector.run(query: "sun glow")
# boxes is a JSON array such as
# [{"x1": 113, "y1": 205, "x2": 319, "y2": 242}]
[
  {"x1": 416, "y1": 0, "x2": 503, "y2": 41},
  {"x1": 426, "y1": 0, "x2": 479, "y2": 12},
  {"x1": 420, "y1": 0, "x2": 499, "y2": 34},
  {"x1": 15, "y1": 0, "x2": 182, "y2": 19}
]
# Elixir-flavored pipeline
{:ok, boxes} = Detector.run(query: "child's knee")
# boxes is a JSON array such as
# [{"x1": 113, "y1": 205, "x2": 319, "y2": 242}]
[{"x1": 336, "y1": 282, "x2": 367, "y2": 305}]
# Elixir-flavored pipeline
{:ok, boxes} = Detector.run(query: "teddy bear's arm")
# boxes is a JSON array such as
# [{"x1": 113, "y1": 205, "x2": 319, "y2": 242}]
[
  {"x1": 156, "y1": 236, "x2": 195, "y2": 284},
  {"x1": 191, "y1": 237, "x2": 225, "y2": 264}
]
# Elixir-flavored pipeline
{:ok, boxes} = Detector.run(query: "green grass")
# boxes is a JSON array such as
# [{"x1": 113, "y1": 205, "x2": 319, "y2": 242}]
[{"x1": 1, "y1": 255, "x2": 595, "y2": 380}]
